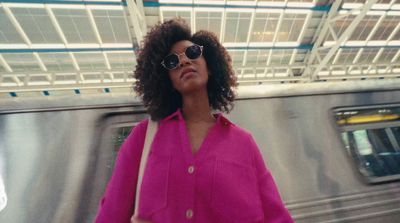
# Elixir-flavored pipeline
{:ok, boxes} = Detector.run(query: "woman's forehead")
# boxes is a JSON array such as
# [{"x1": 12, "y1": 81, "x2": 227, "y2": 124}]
[{"x1": 170, "y1": 40, "x2": 194, "y2": 53}]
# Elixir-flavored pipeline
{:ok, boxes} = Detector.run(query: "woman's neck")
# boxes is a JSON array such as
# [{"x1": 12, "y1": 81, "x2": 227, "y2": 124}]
[{"x1": 181, "y1": 90, "x2": 215, "y2": 123}]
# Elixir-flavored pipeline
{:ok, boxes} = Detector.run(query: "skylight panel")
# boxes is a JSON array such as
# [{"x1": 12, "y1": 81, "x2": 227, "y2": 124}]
[
  {"x1": 195, "y1": 11, "x2": 222, "y2": 38},
  {"x1": 277, "y1": 13, "x2": 306, "y2": 42},
  {"x1": 318, "y1": 49, "x2": 335, "y2": 64},
  {"x1": 53, "y1": 9, "x2": 97, "y2": 43},
  {"x1": 11, "y1": 8, "x2": 62, "y2": 44},
  {"x1": 393, "y1": 27, "x2": 400, "y2": 40},
  {"x1": 0, "y1": 8, "x2": 24, "y2": 44},
  {"x1": 228, "y1": 50, "x2": 245, "y2": 66},
  {"x1": 74, "y1": 52, "x2": 106, "y2": 70},
  {"x1": 349, "y1": 15, "x2": 380, "y2": 41},
  {"x1": 106, "y1": 52, "x2": 136, "y2": 70},
  {"x1": 39, "y1": 53, "x2": 75, "y2": 71},
  {"x1": 371, "y1": 16, "x2": 399, "y2": 40},
  {"x1": 377, "y1": 48, "x2": 398, "y2": 63},
  {"x1": 224, "y1": 12, "x2": 252, "y2": 43},
  {"x1": 326, "y1": 15, "x2": 356, "y2": 41},
  {"x1": 357, "y1": 48, "x2": 381, "y2": 64},
  {"x1": 270, "y1": 49, "x2": 292, "y2": 65},
  {"x1": 92, "y1": 10, "x2": 130, "y2": 43},
  {"x1": 245, "y1": 50, "x2": 270, "y2": 66},
  {"x1": 293, "y1": 49, "x2": 307, "y2": 63},
  {"x1": 251, "y1": 13, "x2": 279, "y2": 42},
  {"x1": 335, "y1": 48, "x2": 358, "y2": 64},
  {"x1": 2, "y1": 53, "x2": 42, "y2": 72}
]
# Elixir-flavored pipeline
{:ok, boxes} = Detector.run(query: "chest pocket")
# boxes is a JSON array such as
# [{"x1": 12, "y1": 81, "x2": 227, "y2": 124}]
[
  {"x1": 211, "y1": 159, "x2": 264, "y2": 223},
  {"x1": 139, "y1": 153, "x2": 171, "y2": 216}
]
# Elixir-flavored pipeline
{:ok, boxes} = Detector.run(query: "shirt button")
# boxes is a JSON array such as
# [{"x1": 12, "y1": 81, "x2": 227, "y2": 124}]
[
  {"x1": 186, "y1": 209, "x2": 193, "y2": 219},
  {"x1": 188, "y1": 165, "x2": 195, "y2": 174}
]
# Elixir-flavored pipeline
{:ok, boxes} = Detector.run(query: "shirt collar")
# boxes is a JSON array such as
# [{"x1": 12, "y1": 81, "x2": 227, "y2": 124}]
[{"x1": 162, "y1": 108, "x2": 233, "y2": 127}]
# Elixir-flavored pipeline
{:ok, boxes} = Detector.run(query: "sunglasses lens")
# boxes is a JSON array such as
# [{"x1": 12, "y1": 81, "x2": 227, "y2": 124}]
[
  {"x1": 162, "y1": 45, "x2": 203, "y2": 70},
  {"x1": 185, "y1": 45, "x2": 202, "y2": 59},
  {"x1": 163, "y1": 54, "x2": 179, "y2": 70}
]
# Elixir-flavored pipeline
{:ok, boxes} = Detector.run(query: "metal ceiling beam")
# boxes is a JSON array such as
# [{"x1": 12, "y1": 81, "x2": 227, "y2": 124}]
[
  {"x1": 1, "y1": 71, "x2": 131, "y2": 84},
  {"x1": 363, "y1": 13, "x2": 386, "y2": 68},
  {"x1": 135, "y1": 0, "x2": 146, "y2": 19},
  {"x1": 45, "y1": 5, "x2": 81, "y2": 73},
  {"x1": 143, "y1": 1, "x2": 330, "y2": 11},
  {"x1": 290, "y1": 11, "x2": 312, "y2": 66},
  {"x1": 243, "y1": 8, "x2": 256, "y2": 67},
  {"x1": 317, "y1": 73, "x2": 400, "y2": 80},
  {"x1": 191, "y1": 6, "x2": 195, "y2": 35},
  {"x1": 0, "y1": 46, "x2": 135, "y2": 53},
  {"x1": 84, "y1": 7, "x2": 112, "y2": 72},
  {"x1": 0, "y1": 55, "x2": 12, "y2": 72},
  {"x1": 392, "y1": 50, "x2": 400, "y2": 63},
  {"x1": 267, "y1": 12, "x2": 284, "y2": 66},
  {"x1": 0, "y1": 81, "x2": 134, "y2": 93},
  {"x1": 103, "y1": 52, "x2": 112, "y2": 71},
  {"x1": 124, "y1": 0, "x2": 147, "y2": 47},
  {"x1": 3, "y1": 4, "x2": 49, "y2": 75},
  {"x1": 232, "y1": 61, "x2": 398, "y2": 73},
  {"x1": 220, "y1": 0, "x2": 227, "y2": 42},
  {"x1": 303, "y1": 0, "x2": 342, "y2": 79},
  {"x1": 1, "y1": 1, "x2": 125, "y2": 6},
  {"x1": 86, "y1": 7, "x2": 103, "y2": 45},
  {"x1": 305, "y1": 0, "x2": 378, "y2": 80}
]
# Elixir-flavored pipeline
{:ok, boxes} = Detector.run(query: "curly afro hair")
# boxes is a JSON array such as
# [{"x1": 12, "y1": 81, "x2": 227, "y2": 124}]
[{"x1": 134, "y1": 18, "x2": 237, "y2": 121}]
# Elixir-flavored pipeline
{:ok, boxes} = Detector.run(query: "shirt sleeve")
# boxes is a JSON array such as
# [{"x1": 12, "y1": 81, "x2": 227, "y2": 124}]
[
  {"x1": 248, "y1": 134, "x2": 294, "y2": 223},
  {"x1": 95, "y1": 119, "x2": 148, "y2": 223}
]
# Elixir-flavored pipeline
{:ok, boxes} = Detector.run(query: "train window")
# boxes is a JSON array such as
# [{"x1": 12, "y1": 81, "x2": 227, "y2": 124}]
[
  {"x1": 335, "y1": 105, "x2": 400, "y2": 183},
  {"x1": 109, "y1": 125, "x2": 134, "y2": 168}
]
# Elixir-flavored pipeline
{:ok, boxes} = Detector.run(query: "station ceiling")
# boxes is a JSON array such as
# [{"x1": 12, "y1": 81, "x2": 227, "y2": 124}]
[{"x1": 0, "y1": 0, "x2": 399, "y2": 98}]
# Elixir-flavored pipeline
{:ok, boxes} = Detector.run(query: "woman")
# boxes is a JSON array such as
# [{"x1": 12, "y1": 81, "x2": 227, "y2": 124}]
[{"x1": 95, "y1": 18, "x2": 293, "y2": 223}]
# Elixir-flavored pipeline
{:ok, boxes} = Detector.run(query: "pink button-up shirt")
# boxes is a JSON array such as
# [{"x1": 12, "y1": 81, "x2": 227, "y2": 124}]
[{"x1": 96, "y1": 109, "x2": 293, "y2": 223}]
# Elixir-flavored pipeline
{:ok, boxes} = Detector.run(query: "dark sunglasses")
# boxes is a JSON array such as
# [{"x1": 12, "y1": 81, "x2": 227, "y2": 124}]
[{"x1": 161, "y1": 44, "x2": 203, "y2": 70}]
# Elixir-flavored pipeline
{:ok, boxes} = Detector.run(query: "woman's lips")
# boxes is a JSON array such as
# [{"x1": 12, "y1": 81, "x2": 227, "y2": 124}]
[{"x1": 180, "y1": 68, "x2": 197, "y2": 79}]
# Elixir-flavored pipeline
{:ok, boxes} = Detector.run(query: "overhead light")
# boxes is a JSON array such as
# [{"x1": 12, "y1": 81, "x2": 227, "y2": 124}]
[
  {"x1": 392, "y1": 4, "x2": 400, "y2": 10},
  {"x1": 286, "y1": 2, "x2": 315, "y2": 8},
  {"x1": 284, "y1": 9, "x2": 310, "y2": 14},
  {"x1": 227, "y1": 1, "x2": 256, "y2": 6},
  {"x1": 33, "y1": 44, "x2": 66, "y2": 49},
  {"x1": 257, "y1": 1, "x2": 285, "y2": 7},
  {"x1": 274, "y1": 42, "x2": 299, "y2": 47},
  {"x1": 194, "y1": 8, "x2": 223, "y2": 12},
  {"x1": 248, "y1": 42, "x2": 274, "y2": 47},
  {"x1": 387, "y1": 11, "x2": 400, "y2": 16},
  {"x1": 194, "y1": 0, "x2": 225, "y2": 4},
  {"x1": 341, "y1": 3, "x2": 363, "y2": 10},
  {"x1": 159, "y1": 0, "x2": 192, "y2": 3},
  {"x1": 255, "y1": 8, "x2": 283, "y2": 14},
  {"x1": 86, "y1": 5, "x2": 123, "y2": 10},
  {"x1": 371, "y1": 3, "x2": 391, "y2": 10},
  {"x1": 2, "y1": 3, "x2": 44, "y2": 8},
  {"x1": 225, "y1": 8, "x2": 253, "y2": 13},
  {"x1": 160, "y1": 6, "x2": 192, "y2": 11},
  {"x1": 48, "y1": 4, "x2": 85, "y2": 10}
]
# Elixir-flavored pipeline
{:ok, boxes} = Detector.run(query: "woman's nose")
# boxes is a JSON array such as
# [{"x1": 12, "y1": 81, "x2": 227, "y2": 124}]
[{"x1": 178, "y1": 54, "x2": 191, "y2": 67}]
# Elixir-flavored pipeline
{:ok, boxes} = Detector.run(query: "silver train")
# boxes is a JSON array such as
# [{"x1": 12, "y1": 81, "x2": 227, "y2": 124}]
[{"x1": 0, "y1": 79, "x2": 400, "y2": 223}]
